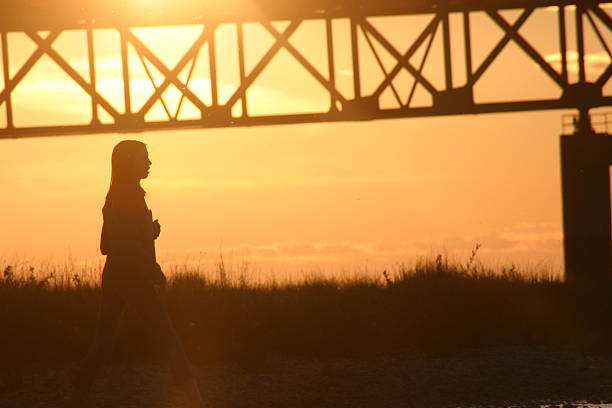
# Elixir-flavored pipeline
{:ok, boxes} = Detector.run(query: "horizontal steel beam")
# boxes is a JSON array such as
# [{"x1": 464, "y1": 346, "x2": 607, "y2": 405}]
[{"x1": 0, "y1": 0, "x2": 608, "y2": 30}]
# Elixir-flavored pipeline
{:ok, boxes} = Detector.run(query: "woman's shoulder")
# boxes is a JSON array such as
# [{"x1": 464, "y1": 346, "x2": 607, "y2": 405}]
[{"x1": 104, "y1": 185, "x2": 147, "y2": 215}]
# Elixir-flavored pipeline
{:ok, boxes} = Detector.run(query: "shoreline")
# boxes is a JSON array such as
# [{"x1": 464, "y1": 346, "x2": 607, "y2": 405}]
[{"x1": 5, "y1": 345, "x2": 612, "y2": 408}]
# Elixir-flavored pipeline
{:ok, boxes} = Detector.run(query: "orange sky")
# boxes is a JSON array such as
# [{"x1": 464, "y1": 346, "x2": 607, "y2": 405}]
[{"x1": 1, "y1": 5, "x2": 611, "y2": 278}]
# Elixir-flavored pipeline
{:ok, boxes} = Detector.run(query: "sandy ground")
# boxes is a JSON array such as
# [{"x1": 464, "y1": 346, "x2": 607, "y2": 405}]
[{"x1": 3, "y1": 346, "x2": 612, "y2": 408}]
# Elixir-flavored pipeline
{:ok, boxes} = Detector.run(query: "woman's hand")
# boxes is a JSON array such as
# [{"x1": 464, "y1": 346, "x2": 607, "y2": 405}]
[{"x1": 152, "y1": 219, "x2": 161, "y2": 239}]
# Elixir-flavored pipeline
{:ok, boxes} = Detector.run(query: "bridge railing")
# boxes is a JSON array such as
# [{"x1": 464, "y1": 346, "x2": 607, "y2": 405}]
[{"x1": 563, "y1": 111, "x2": 612, "y2": 135}]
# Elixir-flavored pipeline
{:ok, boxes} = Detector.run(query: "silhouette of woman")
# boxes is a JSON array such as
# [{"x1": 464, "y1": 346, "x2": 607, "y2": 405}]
[{"x1": 70, "y1": 140, "x2": 205, "y2": 407}]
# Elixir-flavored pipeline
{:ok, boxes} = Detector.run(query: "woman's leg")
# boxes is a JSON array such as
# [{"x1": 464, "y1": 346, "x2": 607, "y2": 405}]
[
  {"x1": 129, "y1": 284, "x2": 204, "y2": 407},
  {"x1": 71, "y1": 287, "x2": 126, "y2": 397}
]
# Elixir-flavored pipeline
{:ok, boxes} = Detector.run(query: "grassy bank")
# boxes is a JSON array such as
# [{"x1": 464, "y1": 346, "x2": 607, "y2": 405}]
[{"x1": 1, "y1": 252, "x2": 609, "y2": 371}]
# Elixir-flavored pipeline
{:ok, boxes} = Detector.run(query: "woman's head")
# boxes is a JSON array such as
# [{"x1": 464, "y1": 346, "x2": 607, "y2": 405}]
[{"x1": 109, "y1": 140, "x2": 151, "y2": 194}]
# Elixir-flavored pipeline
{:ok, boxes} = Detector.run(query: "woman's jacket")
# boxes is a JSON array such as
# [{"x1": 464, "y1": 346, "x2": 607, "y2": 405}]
[{"x1": 99, "y1": 184, "x2": 165, "y2": 289}]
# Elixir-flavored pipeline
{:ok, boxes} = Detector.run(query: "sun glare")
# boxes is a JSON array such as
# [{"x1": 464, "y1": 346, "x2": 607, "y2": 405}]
[{"x1": 130, "y1": 0, "x2": 168, "y2": 7}]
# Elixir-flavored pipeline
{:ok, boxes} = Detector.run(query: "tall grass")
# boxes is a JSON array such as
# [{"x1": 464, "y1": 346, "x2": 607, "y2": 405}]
[{"x1": 1, "y1": 248, "x2": 609, "y2": 372}]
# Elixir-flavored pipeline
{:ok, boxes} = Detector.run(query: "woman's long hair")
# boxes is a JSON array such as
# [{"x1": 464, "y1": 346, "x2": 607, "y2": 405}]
[{"x1": 107, "y1": 140, "x2": 147, "y2": 198}]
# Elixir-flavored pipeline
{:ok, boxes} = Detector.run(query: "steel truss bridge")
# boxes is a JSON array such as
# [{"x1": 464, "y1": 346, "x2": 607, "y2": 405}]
[
  {"x1": 0, "y1": 0, "x2": 610, "y2": 137},
  {"x1": 1, "y1": 0, "x2": 612, "y2": 280}
]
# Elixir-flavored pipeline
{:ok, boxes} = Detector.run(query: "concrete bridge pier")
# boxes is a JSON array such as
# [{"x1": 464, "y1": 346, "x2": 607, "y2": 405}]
[{"x1": 561, "y1": 112, "x2": 612, "y2": 282}]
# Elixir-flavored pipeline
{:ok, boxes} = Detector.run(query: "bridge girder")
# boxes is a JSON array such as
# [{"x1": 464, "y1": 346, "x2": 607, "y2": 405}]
[{"x1": 0, "y1": 1, "x2": 604, "y2": 28}]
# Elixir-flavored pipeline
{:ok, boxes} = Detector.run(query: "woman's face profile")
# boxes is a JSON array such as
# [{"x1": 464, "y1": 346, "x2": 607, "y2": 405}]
[{"x1": 131, "y1": 148, "x2": 152, "y2": 180}]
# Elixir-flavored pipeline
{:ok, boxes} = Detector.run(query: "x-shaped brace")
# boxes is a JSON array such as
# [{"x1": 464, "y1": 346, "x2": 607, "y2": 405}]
[
  {"x1": 225, "y1": 20, "x2": 302, "y2": 109},
  {"x1": 26, "y1": 31, "x2": 122, "y2": 119},
  {"x1": 590, "y1": 6, "x2": 612, "y2": 88},
  {"x1": 487, "y1": 10, "x2": 563, "y2": 88},
  {"x1": 0, "y1": 32, "x2": 61, "y2": 105},
  {"x1": 129, "y1": 27, "x2": 211, "y2": 116},
  {"x1": 362, "y1": 17, "x2": 439, "y2": 99},
  {"x1": 0, "y1": 31, "x2": 121, "y2": 121},
  {"x1": 260, "y1": 21, "x2": 348, "y2": 107},
  {"x1": 468, "y1": 8, "x2": 533, "y2": 86}
]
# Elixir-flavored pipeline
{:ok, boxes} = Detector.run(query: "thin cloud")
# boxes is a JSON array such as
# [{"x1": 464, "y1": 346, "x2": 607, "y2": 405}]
[
  {"x1": 545, "y1": 5, "x2": 576, "y2": 11},
  {"x1": 414, "y1": 222, "x2": 563, "y2": 254},
  {"x1": 545, "y1": 5, "x2": 612, "y2": 11},
  {"x1": 212, "y1": 241, "x2": 421, "y2": 264},
  {"x1": 545, "y1": 51, "x2": 610, "y2": 74},
  {"x1": 158, "y1": 224, "x2": 563, "y2": 272},
  {"x1": 149, "y1": 174, "x2": 434, "y2": 190}
]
